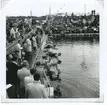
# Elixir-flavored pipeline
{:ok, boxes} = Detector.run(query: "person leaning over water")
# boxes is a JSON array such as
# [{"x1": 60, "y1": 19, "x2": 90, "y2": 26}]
[
  {"x1": 25, "y1": 72, "x2": 48, "y2": 98},
  {"x1": 35, "y1": 61, "x2": 48, "y2": 86},
  {"x1": 48, "y1": 52, "x2": 61, "y2": 62},
  {"x1": 42, "y1": 49, "x2": 62, "y2": 80},
  {"x1": 47, "y1": 60, "x2": 62, "y2": 80}
]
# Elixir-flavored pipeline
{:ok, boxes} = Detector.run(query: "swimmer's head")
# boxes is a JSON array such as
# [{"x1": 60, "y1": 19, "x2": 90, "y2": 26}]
[
  {"x1": 49, "y1": 52, "x2": 56, "y2": 57},
  {"x1": 53, "y1": 44, "x2": 56, "y2": 48},
  {"x1": 18, "y1": 39, "x2": 21, "y2": 44},
  {"x1": 30, "y1": 68, "x2": 36, "y2": 75},
  {"x1": 21, "y1": 60, "x2": 29, "y2": 67},
  {"x1": 42, "y1": 56, "x2": 47, "y2": 59},
  {"x1": 58, "y1": 53, "x2": 61, "y2": 56},
  {"x1": 36, "y1": 61, "x2": 41, "y2": 66},
  {"x1": 33, "y1": 72, "x2": 40, "y2": 81},
  {"x1": 57, "y1": 60, "x2": 62, "y2": 64}
]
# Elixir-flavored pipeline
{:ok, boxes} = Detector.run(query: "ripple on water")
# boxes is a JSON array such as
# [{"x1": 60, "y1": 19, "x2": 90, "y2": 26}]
[{"x1": 54, "y1": 40, "x2": 99, "y2": 98}]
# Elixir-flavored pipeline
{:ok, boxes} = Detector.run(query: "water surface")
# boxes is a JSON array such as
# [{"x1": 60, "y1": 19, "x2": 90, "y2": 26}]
[{"x1": 51, "y1": 39, "x2": 99, "y2": 98}]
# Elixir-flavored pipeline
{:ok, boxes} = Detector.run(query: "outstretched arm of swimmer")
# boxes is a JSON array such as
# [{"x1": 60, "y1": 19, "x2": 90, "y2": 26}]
[{"x1": 55, "y1": 64, "x2": 61, "y2": 74}]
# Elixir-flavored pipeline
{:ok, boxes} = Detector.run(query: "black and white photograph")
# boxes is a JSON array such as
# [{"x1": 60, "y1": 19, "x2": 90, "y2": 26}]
[{"x1": 0, "y1": 0, "x2": 104, "y2": 102}]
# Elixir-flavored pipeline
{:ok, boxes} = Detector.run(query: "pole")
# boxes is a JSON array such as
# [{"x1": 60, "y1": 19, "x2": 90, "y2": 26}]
[
  {"x1": 49, "y1": 7, "x2": 51, "y2": 17},
  {"x1": 30, "y1": 11, "x2": 32, "y2": 27},
  {"x1": 84, "y1": 4, "x2": 86, "y2": 15},
  {"x1": 30, "y1": 10, "x2": 32, "y2": 17}
]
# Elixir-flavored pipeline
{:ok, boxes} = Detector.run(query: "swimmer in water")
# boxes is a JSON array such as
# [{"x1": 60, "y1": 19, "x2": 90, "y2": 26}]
[{"x1": 47, "y1": 59, "x2": 62, "y2": 81}]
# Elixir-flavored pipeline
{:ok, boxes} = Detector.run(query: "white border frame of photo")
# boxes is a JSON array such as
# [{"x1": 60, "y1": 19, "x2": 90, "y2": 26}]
[{"x1": 0, "y1": 0, "x2": 104, "y2": 103}]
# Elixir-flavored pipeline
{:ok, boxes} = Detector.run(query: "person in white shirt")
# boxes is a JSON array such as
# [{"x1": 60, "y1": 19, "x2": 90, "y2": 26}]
[
  {"x1": 10, "y1": 27, "x2": 16, "y2": 41},
  {"x1": 25, "y1": 38, "x2": 32, "y2": 52},
  {"x1": 23, "y1": 37, "x2": 32, "y2": 65},
  {"x1": 24, "y1": 68, "x2": 36, "y2": 91},
  {"x1": 35, "y1": 61, "x2": 47, "y2": 86},
  {"x1": 25, "y1": 72, "x2": 48, "y2": 98},
  {"x1": 32, "y1": 34, "x2": 37, "y2": 51},
  {"x1": 15, "y1": 28, "x2": 20, "y2": 39},
  {"x1": 17, "y1": 60, "x2": 30, "y2": 98},
  {"x1": 15, "y1": 40, "x2": 23, "y2": 64}
]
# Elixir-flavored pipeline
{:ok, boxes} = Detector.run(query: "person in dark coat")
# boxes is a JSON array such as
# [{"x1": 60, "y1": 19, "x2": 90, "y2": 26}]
[{"x1": 6, "y1": 56, "x2": 22, "y2": 98}]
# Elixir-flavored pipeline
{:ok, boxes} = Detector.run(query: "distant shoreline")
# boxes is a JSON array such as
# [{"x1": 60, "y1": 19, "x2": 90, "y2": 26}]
[{"x1": 52, "y1": 33, "x2": 99, "y2": 39}]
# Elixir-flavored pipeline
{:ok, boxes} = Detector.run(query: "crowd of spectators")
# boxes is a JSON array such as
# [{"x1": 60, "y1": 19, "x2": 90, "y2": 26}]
[
  {"x1": 6, "y1": 17, "x2": 33, "y2": 45},
  {"x1": 6, "y1": 11, "x2": 99, "y2": 98},
  {"x1": 6, "y1": 22, "x2": 46, "y2": 97},
  {"x1": 48, "y1": 11, "x2": 99, "y2": 34},
  {"x1": 6, "y1": 11, "x2": 99, "y2": 45},
  {"x1": 6, "y1": 25, "x2": 62, "y2": 98}
]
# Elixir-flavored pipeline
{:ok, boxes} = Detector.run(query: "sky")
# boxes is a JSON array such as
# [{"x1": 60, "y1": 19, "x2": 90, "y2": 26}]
[{"x1": 2, "y1": 0, "x2": 102, "y2": 16}]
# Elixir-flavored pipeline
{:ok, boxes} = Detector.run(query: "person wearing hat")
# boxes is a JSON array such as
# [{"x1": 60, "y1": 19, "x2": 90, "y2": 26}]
[
  {"x1": 47, "y1": 59, "x2": 62, "y2": 81},
  {"x1": 17, "y1": 60, "x2": 30, "y2": 98}
]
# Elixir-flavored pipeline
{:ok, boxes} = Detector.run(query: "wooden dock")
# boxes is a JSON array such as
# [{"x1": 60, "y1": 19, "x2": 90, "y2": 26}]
[{"x1": 52, "y1": 33, "x2": 99, "y2": 39}]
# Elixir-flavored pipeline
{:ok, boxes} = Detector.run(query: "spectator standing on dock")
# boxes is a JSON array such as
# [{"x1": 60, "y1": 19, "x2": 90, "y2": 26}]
[
  {"x1": 23, "y1": 37, "x2": 32, "y2": 63},
  {"x1": 17, "y1": 60, "x2": 30, "y2": 98},
  {"x1": 24, "y1": 68, "x2": 37, "y2": 91},
  {"x1": 32, "y1": 34, "x2": 37, "y2": 51},
  {"x1": 15, "y1": 28, "x2": 20, "y2": 39},
  {"x1": 25, "y1": 72, "x2": 48, "y2": 98},
  {"x1": 36, "y1": 31, "x2": 41, "y2": 48},
  {"x1": 14, "y1": 40, "x2": 23, "y2": 64},
  {"x1": 35, "y1": 61, "x2": 48, "y2": 86},
  {"x1": 6, "y1": 54, "x2": 13, "y2": 84},
  {"x1": 6, "y1": 56, "x2": 22, "y2": 98},
  {"x1": 26, "y1": 37, "x2": 32, "y2": 52},
  {"x1": 10, "y1": 24, "x2": 17, "y2": 42}
]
